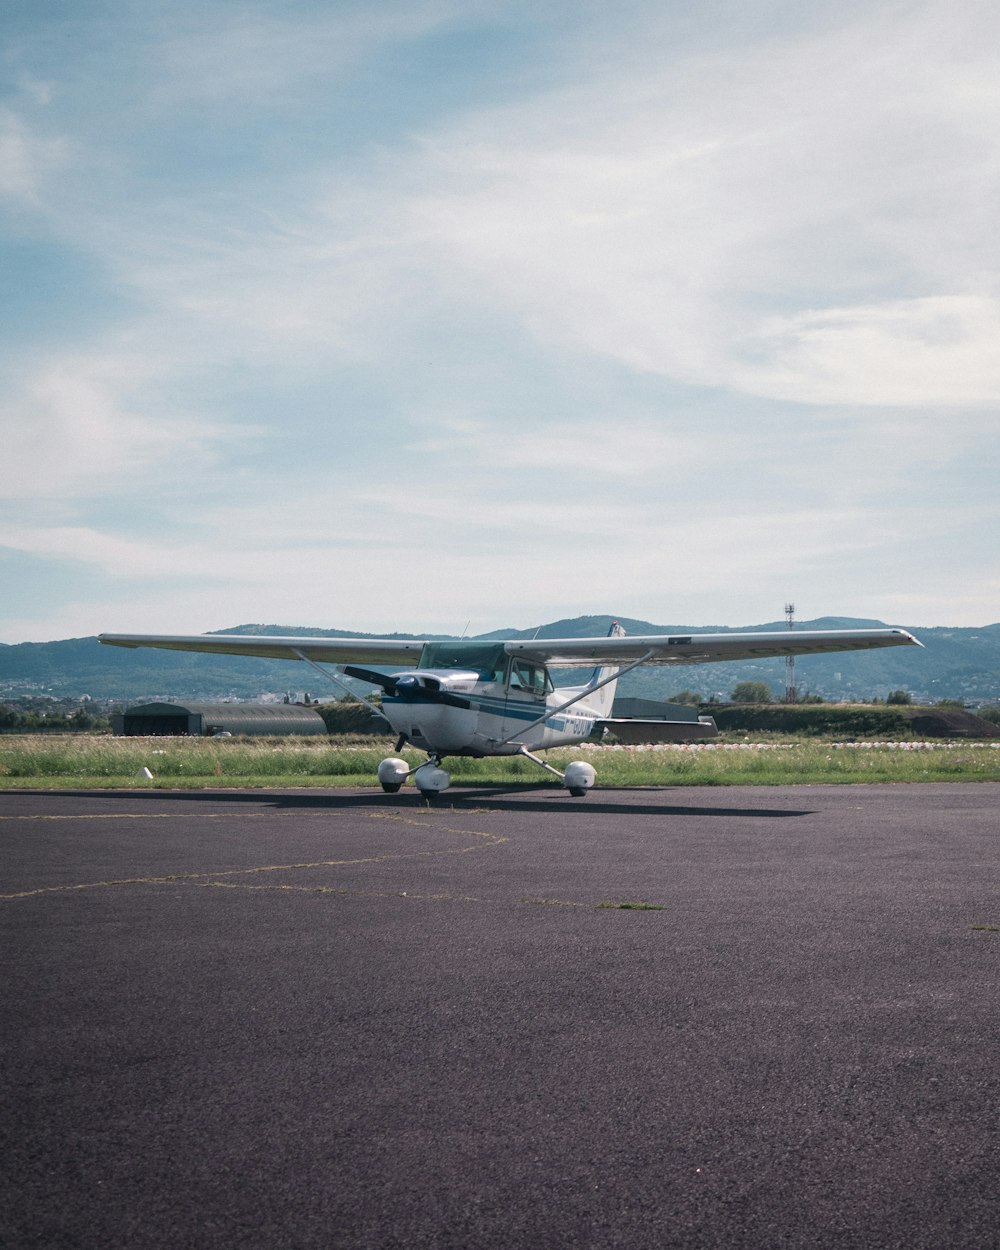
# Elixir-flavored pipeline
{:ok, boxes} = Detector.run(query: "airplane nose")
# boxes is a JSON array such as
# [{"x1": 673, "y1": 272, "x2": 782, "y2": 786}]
[
  {"x1": 395, "y1": 674, "x2": 442, "y2": 697},
  {"x1": 386, "y1": 673, "x2": 472, "y2": 710}
]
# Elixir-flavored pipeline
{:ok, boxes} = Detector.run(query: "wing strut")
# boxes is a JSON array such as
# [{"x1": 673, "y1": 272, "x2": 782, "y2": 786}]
[
  {"x1": 516, "y1": 747, "x2": 570, "y2": 780},
  {"x1": 492, "y1": 649, "x2": 656, "y2": 747},
  {"x1": 291, "y1": 648, "x2": 387, "y2": 721}
]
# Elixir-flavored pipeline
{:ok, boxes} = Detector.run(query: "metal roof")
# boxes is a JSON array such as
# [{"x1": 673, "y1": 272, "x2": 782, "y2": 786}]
[{"x1": 117, "y1": 701, "x2": 327, "y2": 736}]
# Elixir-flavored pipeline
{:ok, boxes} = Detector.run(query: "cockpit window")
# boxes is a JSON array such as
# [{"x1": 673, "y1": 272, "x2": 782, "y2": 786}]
[
  {"x1": 418, "y1": 641, "x2": 507, "y2": 682},
  {"x1": 417, "y1": 641, "x2": 551, "y2": 693},
  {"x1": 507, "y1": 659, "x2": 551, "y2": 697}
]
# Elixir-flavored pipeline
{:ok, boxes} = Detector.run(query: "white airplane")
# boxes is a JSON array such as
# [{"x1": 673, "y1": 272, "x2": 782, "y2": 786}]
[{"x1": 99, "y1": 621, "x2": 921, "y2": 796}]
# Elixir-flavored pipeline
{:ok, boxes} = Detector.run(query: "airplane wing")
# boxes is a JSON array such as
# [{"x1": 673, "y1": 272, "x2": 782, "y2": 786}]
[
  {"x1": 505, "y1": 628, "x2": 921, "y2": 667},
  {"x1": 99, "y1": 626, "x2": 921, "y2": 669},
  {"x1": 98, "y1": 633, "x2": 427, "y2": 666}
]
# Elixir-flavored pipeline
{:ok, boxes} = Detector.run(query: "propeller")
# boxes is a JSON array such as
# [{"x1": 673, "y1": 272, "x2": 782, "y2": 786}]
[
  {"x1": 343, "y1": 665, "x2": 400, "y2": 693},
  {"x1": 342, "y1": 666, "x2": 475, "y2": 710}
]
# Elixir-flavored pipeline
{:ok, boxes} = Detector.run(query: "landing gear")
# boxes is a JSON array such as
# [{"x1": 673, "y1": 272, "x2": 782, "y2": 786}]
[
  {"x1": 563, "y1": 760, "x2": 597, "y2": 797},
  {"x1": 377, "y1": 757, "x2": 409, "y2": 793},
  {"x1": 413, "y1": 761, "x2": 451, "y2": 797},
  {"x1": 377, "y1": 755, "x2": 451, "y2": 796},
  {"x1": 377, "y1": 751, "x2": 596, "y2": 797},
  {"x1": 516, "y1": 748, "x2": 596, "y2": 796}
]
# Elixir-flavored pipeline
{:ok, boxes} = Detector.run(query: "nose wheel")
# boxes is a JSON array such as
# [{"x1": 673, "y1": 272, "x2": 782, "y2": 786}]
[
  {"x1": 377, "y1": 755, "x2": 451, "y2": 796},
  {"x1": 413, "y1": 760, "x2": 451, "y2": 796}
]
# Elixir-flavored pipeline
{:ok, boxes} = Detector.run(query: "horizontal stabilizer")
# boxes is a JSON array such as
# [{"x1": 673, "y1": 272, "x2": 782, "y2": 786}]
[{"x1": 597, "y1": 717, "x2": 718, "y2": 744}]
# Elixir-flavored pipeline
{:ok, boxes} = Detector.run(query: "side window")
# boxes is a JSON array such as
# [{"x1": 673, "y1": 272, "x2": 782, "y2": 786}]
[{"x1": 508, "y1": 660, "x2": 549, "y2": 697}]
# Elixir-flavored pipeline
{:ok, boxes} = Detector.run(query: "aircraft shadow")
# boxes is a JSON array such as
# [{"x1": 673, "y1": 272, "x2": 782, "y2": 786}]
[
  {"x1": 412, "y1": 787, "x2": 813, "y2": 818},
  {"x1": 14, "y1": 786, "x2": 815, "y2": 820}
]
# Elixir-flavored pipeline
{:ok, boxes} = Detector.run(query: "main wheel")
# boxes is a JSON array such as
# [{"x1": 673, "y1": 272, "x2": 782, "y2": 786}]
[
  {"x1": 563, "y1": 760, "x2": 596, "y2": 796},
  {"x1": 413, "y1": 762, "x2": 451, "y2": 796},
  {"x1": 377, "y1": 757, "x2": 410, "y2": 793}
]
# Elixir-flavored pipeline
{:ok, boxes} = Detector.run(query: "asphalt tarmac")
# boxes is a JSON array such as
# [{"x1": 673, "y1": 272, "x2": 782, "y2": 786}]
[{"x1": 2, "y1": 783, "x2": 998, "y2": 1249}]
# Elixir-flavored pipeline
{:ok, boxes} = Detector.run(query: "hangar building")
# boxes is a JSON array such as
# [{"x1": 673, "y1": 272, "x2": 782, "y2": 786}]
[{"x1": 113, "y1": 702, "x2": 328, "y2": 737}]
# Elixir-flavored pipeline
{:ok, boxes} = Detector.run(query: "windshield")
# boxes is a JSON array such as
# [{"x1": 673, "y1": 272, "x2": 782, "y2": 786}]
[{"x1": 418, "y1": 641, "x2": 508, "y2": 682}]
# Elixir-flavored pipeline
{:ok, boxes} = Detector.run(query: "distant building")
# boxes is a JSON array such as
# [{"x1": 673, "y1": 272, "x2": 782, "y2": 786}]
[{"x1": 113, "y1": 701, "x2": 327, "y2": 737}]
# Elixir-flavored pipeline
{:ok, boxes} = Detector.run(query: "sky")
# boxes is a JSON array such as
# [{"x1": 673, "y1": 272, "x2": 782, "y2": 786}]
[{"x1": 2, "y1": 0, "x2": 999, "y2": 643}]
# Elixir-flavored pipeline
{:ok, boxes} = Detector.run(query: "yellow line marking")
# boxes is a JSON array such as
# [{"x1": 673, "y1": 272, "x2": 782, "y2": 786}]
[
  {"x1": 1, "y1": 811, "x2": 507, "y2": 901},
  {"x1": 0, "y1": 812, "x2": 183, "y2": 821},
  {"x1": 199, "y1": 881, "x2": 482, "y2": 902},
  {"x1": 3, "y1": 805, "x2": 647, "y2": 910},
  {"x1": 521, "y1": 897, "x2": 592, "y2": 908}
]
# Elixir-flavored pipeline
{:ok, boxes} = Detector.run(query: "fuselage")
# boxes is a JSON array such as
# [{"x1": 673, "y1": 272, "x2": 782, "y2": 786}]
[
  {"x1": 368, "y1": 636, "x2": 609, "y2": 755},
  {"x1": 379, "y1": 668, "x2": 604, "y2": 755}
]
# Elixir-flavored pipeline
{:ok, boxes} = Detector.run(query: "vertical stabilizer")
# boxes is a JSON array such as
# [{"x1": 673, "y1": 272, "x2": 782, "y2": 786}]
[{"x1": 583, "y1": 620, "x2": 625, "y2": 716}]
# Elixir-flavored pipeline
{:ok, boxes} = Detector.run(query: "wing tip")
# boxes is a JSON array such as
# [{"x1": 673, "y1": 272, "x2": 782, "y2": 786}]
[{"x1": 98, "y1": 633, "x2": 135, "y2": 648}]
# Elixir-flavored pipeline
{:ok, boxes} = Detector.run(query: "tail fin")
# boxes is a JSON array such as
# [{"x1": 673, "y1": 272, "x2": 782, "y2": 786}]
[{"x1": 583, "y1": 620, "x2": 625, "y2": 717}]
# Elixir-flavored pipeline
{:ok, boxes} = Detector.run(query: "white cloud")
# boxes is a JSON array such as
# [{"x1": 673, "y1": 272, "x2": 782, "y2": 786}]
[
  {"x1": 3, "y1": 1, "x2": 999, "y2": 642},
  {"x1": 39, "y1": 1, "x2": 998, "y2": 416},
  {"x1": 408, "y1": 414, "x2": 720, "y2": 478},
  {"x1": 147, "y1": 2, "x2": 465, "y2": 112},
  {"x1": 2, "y1": 481, "x2": 993, "y2": 639},
  {"x1": 0, "y1": 353, "x2": 240, "y2": 500},
  {"x1": 730, "y1": 296, "x2": 1000, "y2": 406},
  {"x1": 110, "y1": 199, "x2": 420, "y2": 365},
  {"x1": 405, "y1": 2, "x2": 1000, "y2": 407},
  {"x1": 0, "y1": 108, "x2": 66, "y2": 202}
]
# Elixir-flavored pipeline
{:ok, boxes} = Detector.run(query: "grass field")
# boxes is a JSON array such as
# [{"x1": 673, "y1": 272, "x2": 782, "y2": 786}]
[{"x1": 1, "y1": 734, "x2": 998, "y2": 789}]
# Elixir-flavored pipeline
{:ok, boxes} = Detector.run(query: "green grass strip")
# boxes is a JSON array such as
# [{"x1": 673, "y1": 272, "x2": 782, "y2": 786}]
[{"x1": 1, "y1": 735, "x2": 998, "y2": 789}]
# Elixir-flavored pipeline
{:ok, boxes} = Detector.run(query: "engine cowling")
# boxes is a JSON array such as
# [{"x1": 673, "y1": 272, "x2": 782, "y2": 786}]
[{"x1": 380, "y1": 670, "x2": 480, "y2": 752}]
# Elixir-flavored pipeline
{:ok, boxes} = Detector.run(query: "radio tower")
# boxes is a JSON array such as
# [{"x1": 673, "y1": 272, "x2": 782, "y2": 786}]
[{"x1": 784, "y1": 602, "x2": 797, "y2": 703}]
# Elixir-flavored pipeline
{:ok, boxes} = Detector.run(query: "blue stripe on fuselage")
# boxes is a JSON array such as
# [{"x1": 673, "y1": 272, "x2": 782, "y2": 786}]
[{"x1": 382, "y1": 693, "x2": 550, "y2": 722}]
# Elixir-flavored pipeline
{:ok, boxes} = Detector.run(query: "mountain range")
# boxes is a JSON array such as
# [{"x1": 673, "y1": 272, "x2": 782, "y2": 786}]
[{"x1": 1, "y1": 617, "x2": 998, "y2": 705}]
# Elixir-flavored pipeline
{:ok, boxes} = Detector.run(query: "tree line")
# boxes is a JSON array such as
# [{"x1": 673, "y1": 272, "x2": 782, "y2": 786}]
[{"x1": 0, "y1": 703, "x2": 112, "y2": 733}]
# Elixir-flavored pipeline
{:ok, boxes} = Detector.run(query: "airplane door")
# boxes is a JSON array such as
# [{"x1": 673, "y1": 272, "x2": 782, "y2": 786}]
[{"x1": 499, "y1": 658, "x2": 550, "y2": 744}]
